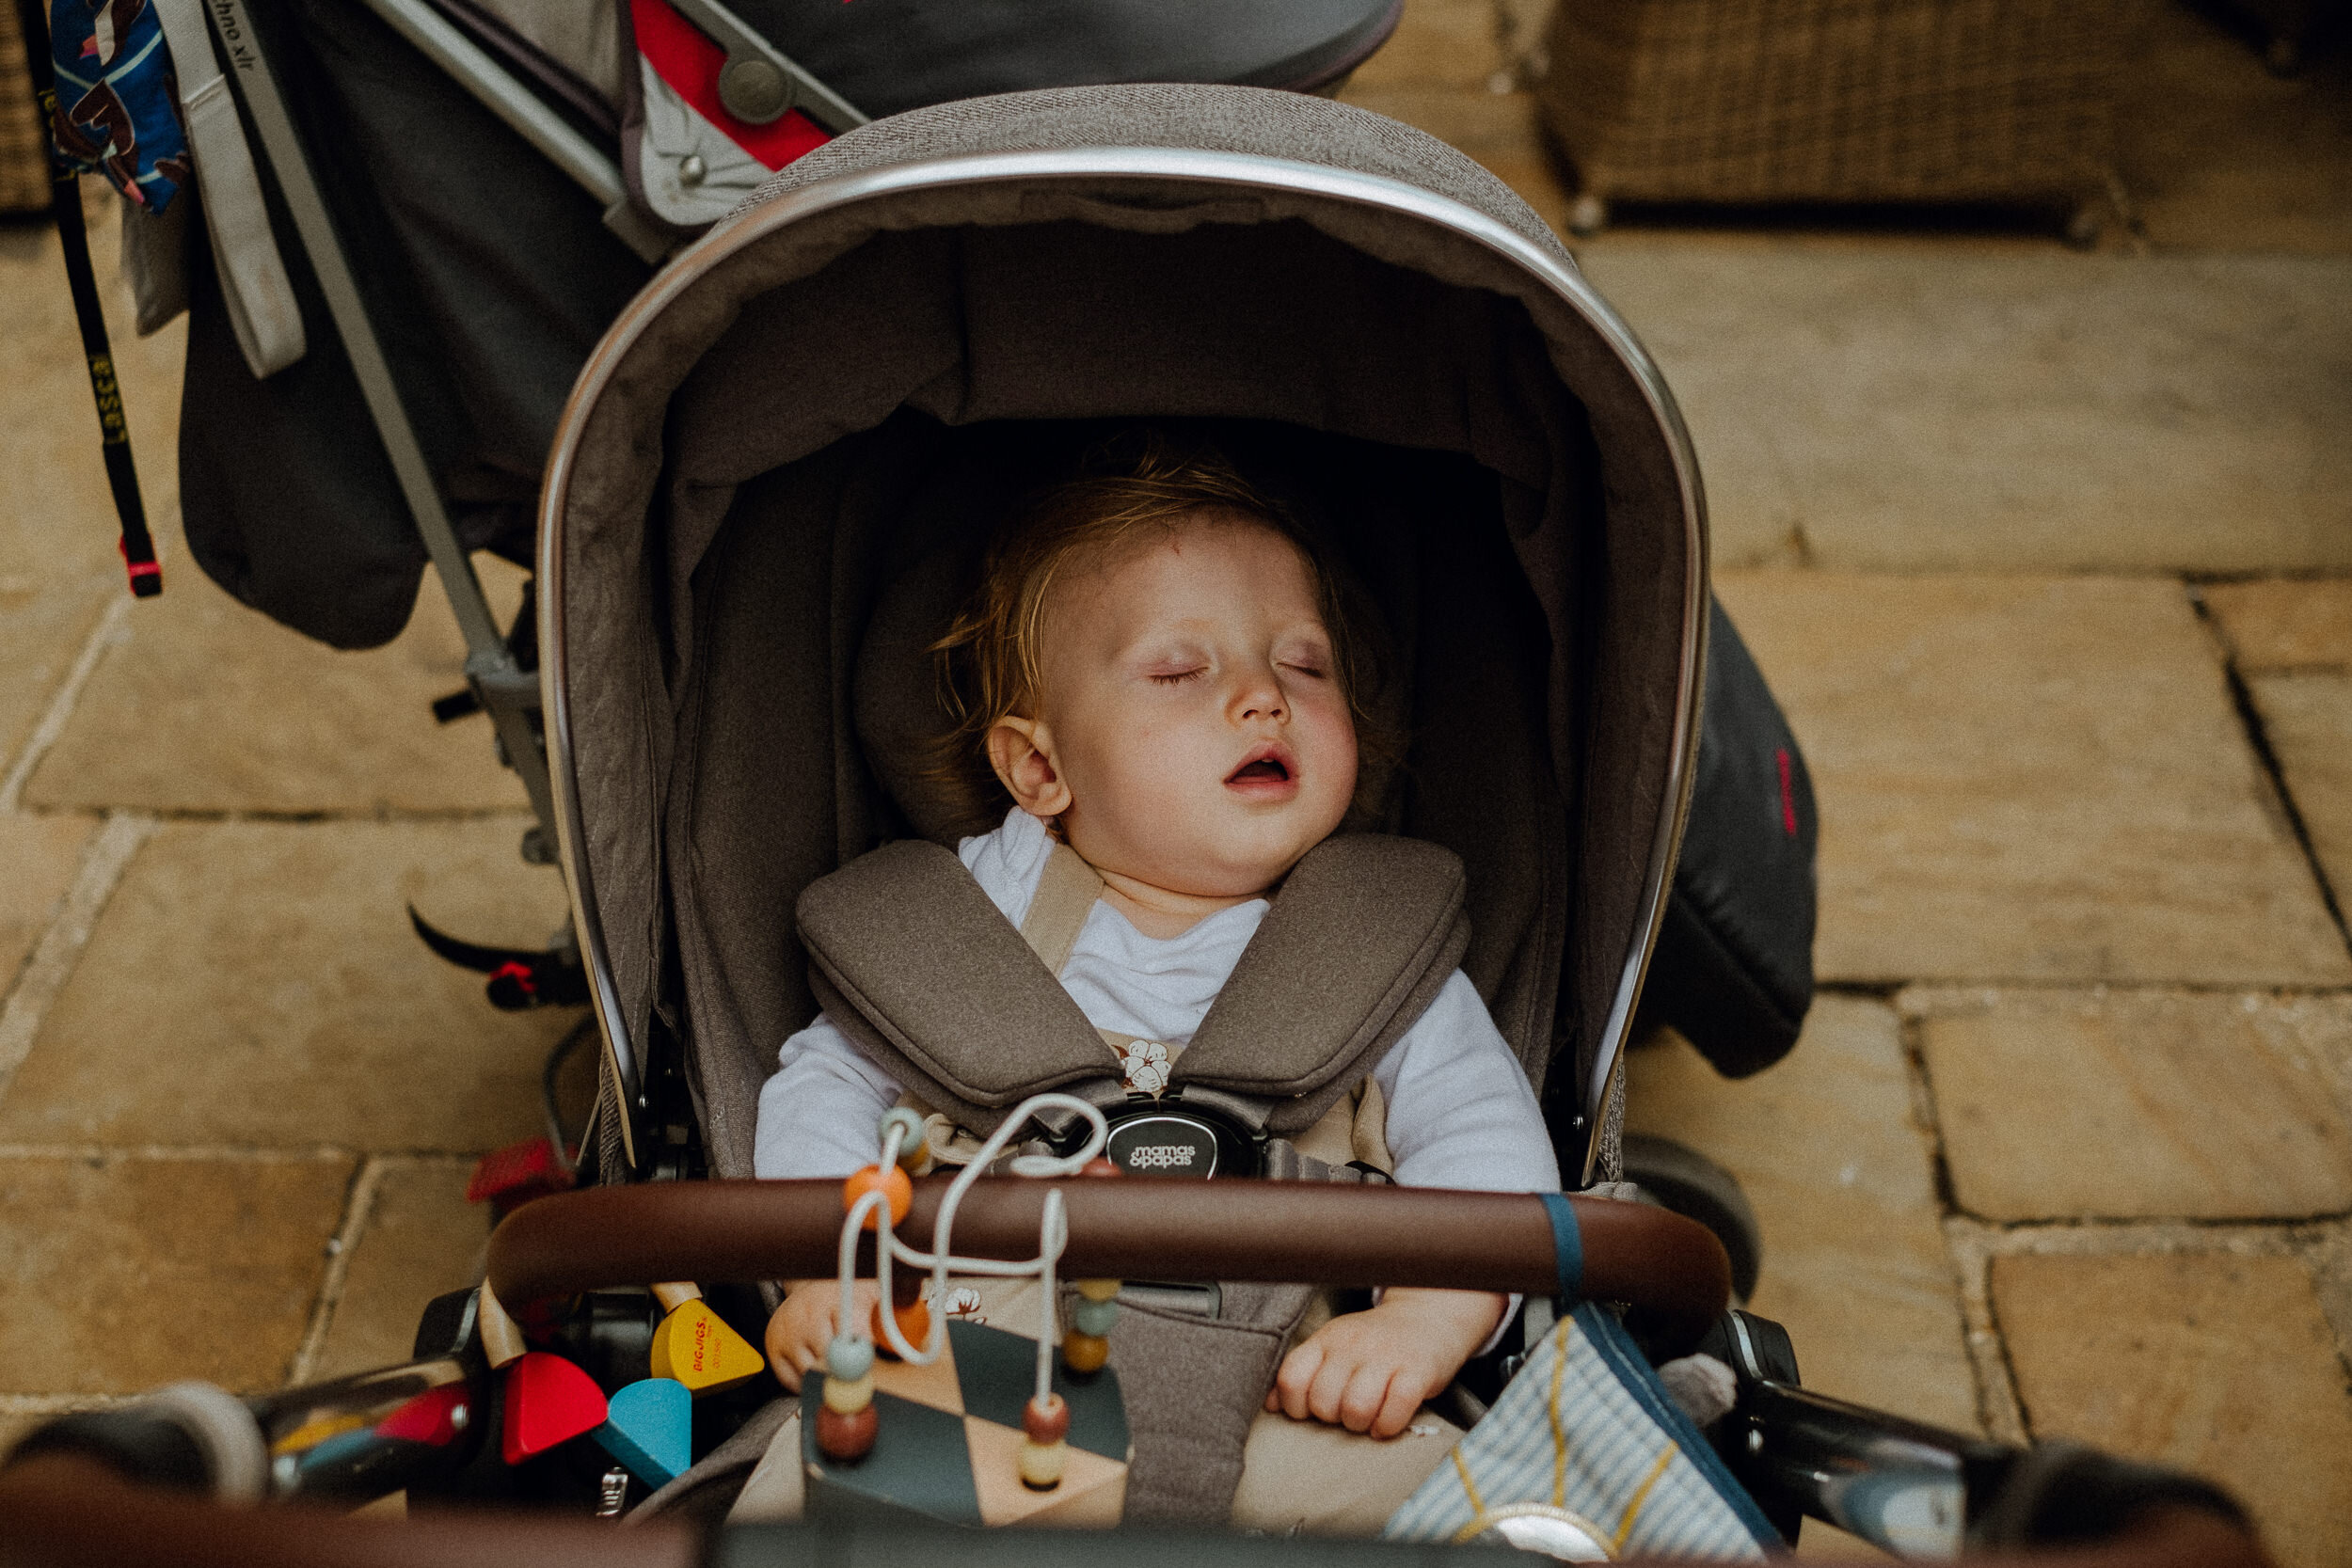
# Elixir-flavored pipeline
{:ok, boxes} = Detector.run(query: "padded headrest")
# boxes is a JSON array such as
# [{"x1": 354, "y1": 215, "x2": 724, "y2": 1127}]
[{"x1": 854, "y1": 533, "x2": 982, "y2": 845}]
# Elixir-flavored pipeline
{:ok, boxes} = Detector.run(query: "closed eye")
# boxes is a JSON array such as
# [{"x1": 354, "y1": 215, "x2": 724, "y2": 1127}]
[{"x1": 1148, "y1": 667, "x2": 1206, "y2": 686}]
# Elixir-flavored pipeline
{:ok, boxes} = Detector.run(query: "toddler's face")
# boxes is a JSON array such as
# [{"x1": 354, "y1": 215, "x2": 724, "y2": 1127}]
[{"x1": 994, "y1": 511, "x2": 1359, "y2": 900}]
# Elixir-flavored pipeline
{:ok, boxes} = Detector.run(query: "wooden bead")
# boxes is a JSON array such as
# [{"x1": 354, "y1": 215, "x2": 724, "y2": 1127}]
[
  {"x1": 825, "y1": 1333, "x2": 873, "y2": 1383},
  {"x1": 872, "y1": 1293, "x2": 930, "y2": 1357},
  {"x1": 816, "y1": 1401, "x2": 878, "y2": 1462},
  {"x1": 1080, "y1": 1157, "x2": 1121, "y2": 1179},
  {"x1": 1072, "y1": 1297, "x2": 1120, "y2": 1338},
  {"x1": 842, "y1": 1164, "x2": 913, "y2": 1229},
  {"x1": 1073, "y1": 1277, "x2": 1120, "y2": 1303},
  {"x1": 878, "y1": 1107, "x2": 930, "y2": 1172},
  {"x1": 821, "y1": 1370, "x2": 874, "y2": 1415},
  {"x1": 1060, "y1": 1330, "x2": 1109, "y2": 1375},
  {"x1": 1022, "y1": 1393, "x2": 1070, "y2": 1444},
  {"x1": 1018, "y1": 1437, "x2": 1067, "y2": 1490}
]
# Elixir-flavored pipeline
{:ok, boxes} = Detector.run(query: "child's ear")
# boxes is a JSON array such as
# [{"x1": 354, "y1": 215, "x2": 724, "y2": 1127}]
[{"x1": 986, "y1": 718, "x2": 1072, "y2": 819}]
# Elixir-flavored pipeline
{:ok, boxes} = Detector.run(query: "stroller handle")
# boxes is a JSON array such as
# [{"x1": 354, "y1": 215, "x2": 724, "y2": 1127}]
[{"x1": 487, "y1": 1180, "x2": 1733, "y2": 1351}]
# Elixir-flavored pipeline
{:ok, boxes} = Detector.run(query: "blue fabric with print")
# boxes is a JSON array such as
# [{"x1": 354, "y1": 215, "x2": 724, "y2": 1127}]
[{"x1": 47, "y1": 0, "x2": 191, "y2": 214}]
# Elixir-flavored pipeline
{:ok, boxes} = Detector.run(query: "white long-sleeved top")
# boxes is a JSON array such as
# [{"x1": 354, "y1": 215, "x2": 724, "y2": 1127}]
[{"x1": 755, "y1": 809, "x2": 1560, "y2": 1198}]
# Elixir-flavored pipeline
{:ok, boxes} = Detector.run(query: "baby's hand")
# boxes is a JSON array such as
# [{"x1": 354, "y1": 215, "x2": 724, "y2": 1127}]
[
  {"x1": 1265, "y1": 1289, "x2": 1505, "y2": 1438},
  {"x1": 765, "y1": 1278, "x2": 881, "y2": 1392}
]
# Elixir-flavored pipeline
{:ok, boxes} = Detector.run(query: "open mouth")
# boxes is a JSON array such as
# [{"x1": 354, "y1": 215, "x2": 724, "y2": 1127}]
[{"x1": 1225, "y1": 747, "x2": 1296, "y2": 787}]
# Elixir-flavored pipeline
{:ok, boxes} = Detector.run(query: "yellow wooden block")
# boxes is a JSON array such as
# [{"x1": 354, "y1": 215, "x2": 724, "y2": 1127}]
[{"x1": 650, "y1": 1299, "x2": 767, "y2": 1395}]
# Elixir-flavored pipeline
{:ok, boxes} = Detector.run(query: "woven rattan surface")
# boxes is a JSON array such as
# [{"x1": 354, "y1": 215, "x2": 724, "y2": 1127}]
[
  {"x1": 1537, "y1": 0, "x2": 2124, "y2": 208},
  {"x1": 1, "y1": 0, "x2": 52, "y2": 214}
]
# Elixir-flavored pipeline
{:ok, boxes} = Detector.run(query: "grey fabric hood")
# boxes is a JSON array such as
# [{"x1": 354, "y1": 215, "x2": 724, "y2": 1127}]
[{"x1": 537, "y1": 83, "x2": 1707, "y2": 1183}]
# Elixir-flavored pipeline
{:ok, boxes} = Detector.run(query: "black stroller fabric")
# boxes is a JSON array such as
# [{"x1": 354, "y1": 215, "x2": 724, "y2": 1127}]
[
  {"x1": 1641, "y1": 602, "x2": 1818, "y2": 1078},
  {"x1": 181, "y1": 0, "x2": 651, "y2": 648}
]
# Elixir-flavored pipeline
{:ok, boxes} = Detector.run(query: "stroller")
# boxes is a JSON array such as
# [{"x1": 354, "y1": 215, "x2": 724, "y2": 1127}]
[
  {"x1": 1, "y1": 83, "x2": 2265, "y2": 1567},
  {"x1": 24, "y1": 0, "x2": 1821, "y2": 1186}
]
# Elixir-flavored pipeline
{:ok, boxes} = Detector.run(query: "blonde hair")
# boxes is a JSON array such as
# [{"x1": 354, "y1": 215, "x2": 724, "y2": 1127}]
[{"x1": 927, "y1": 435, "x2": 1393, "y2": 837}]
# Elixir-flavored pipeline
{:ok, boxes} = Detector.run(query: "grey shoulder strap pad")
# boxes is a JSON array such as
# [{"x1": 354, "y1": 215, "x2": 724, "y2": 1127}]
[
  {"x1": 796, "y1": 839, "x2": 1118, "y2": 1131},
  {"x1": 1175, "y1": 834, "x2": 1470, "y2": 1134}
]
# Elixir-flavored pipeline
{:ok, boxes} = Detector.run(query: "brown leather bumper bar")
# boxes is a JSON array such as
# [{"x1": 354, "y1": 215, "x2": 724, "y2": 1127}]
[{"x1": 485, "y1": 1180, "x2": 1733, "y2": 1352}]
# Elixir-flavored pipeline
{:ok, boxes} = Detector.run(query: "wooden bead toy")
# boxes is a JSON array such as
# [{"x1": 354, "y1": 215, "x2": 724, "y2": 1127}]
[
  {"x1": 501, "y1": 1351, "x2": 609, "y2": 1465},
  {"x1": 1060, "y1": 1331, "x2": 1109, "y2": 1375},
  {"x1": 822, "y1": 1371, "x2": 876, "y2": 1415},
  {"x1": 816, "y1": 1400, "x2": 879, "y2": 1462},
  {"x1": 826, "y1": 1333, "x2": 874, "y2": 1382},
  {"x1": 879, "y1": 1106, "x2": 933, "y2": 1175},
  {"x1": 650, "y1": 1297, "x2": 768, "y2": 1395},
  {"x1": 1072, "y1": 1297, "x2": 1120, "y2": 1338},
  {"x1": 1022, "y1": 1393, "x2": 1070, "y2": 1444},
  {"x1": 1073, "y1": 1277, "x2": 1120, "y2": 1303},
  {"x1": 593, "y1": 1377, "x2": 691, "y2": 1489},
  {"x1": 873, "y1": 1292, "x2": 930, "y2": 1356},
  {"x1": 843, "y1": 1164, "x2": 913, "y2": 1230},
  {"x1": 1017, "y1": 1436, "x2": 1068, "y2": 1491},
  {"x1": 1080, "y1": 1157, "x2": 1121, "y2": 1180}
]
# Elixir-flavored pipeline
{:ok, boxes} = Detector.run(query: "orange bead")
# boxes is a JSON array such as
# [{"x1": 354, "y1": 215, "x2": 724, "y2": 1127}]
[
  {"x1": 871, "y1": 1293, "x2": 930, "y2": 1357},
  {"x1": 1080, "y1": 1157, "x2": 1121, "y2": 1180},
  {"x1": 842, "y1": 1164, "x2": 912, "y2": 1229},
  {"x1": 1061, "y1": 1330, "x2": 1109, "y2": 1375}
]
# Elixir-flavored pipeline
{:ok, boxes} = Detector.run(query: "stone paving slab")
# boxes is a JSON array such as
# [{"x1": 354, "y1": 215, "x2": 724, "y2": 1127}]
[
  {"x1": 0, "y1": 817, "x2": 577, "y2": 1152},
  {"x1": 24, "y1": 545, "x2": 532, "y2": 816},
  {"x1": 311, "y1": 1161, "x2": 484, "y2": 1383},
  {"x1": 1992, "y1": 1251, "x2": 2352, "y2": 1568},
  {"x1": 1716, "y1": 572, "x2": 2352, "y2": 987},
  {"x1": 1581, "y1": 251, "x2": 2352, "y2": 574},
  {"x1": 1626, "y1": 997, "x2": 1980, "y2": 1435},
  {"x1": 0, "y1": 816, "x2": 94, "y2": 988},
  {"x1": 2247, "y1": 672, "x2": 2352, "y2": 905},
  {"x1": 2203, "y1": 579, "x2": 2352, "y2": 673},
  {"x1": 0, "y1": 217, "x2": 185, "y2": 768},
  {"x1": 0, "y1": 1152, "x2": 354, "y2": 1395},
  {"x1": 1913, "y1": 989, "x2": 2352, "y2": 1222}
]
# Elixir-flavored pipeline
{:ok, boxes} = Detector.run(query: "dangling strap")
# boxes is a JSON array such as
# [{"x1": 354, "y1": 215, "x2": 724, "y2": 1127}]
[{"x1": 154, "y1": 0, "x2": 306, "y2": 377}]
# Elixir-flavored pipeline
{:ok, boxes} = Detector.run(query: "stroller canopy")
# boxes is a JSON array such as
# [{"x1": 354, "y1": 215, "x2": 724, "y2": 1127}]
[{"x1": 538, "y1": 85, "x2": 1706, "y2": 1182}]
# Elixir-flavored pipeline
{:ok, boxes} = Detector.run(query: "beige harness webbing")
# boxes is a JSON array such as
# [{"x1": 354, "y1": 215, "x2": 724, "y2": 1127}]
[{"x1": 1013, "y1": 839, "x2": 1392, "y2": 1174}]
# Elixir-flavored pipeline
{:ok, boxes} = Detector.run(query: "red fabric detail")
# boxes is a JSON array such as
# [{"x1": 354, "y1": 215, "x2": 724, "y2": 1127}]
[
  {"x1": 1776, "y1": 747, "x2": 1798, "y2": 837},
  {"x1": 467, "y1": 1136, "x2": 572, "y2": 1205},
  {"x1": 490, "y1": 958, "x2": 538, "y2": 998},
  {"x1": 628, "y1": 0, "x2": 831, "y2": 170}
]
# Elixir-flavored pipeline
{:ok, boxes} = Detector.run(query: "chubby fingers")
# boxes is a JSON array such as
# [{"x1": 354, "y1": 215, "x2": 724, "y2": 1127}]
[{"x1": 1270, "y1": 1338, "x2": 1326, "y2": 1421}]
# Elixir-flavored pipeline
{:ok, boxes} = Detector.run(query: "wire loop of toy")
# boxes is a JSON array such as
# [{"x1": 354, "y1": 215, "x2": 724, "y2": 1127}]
[{"x1": 840, "y1": 1094, "x2": 1109, "y2": 1402}]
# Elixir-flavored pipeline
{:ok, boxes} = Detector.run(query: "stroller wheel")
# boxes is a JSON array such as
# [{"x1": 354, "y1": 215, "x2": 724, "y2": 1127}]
[{"x1": 1619, "y1": 1133, "x2": 1763, "y2": 1304}]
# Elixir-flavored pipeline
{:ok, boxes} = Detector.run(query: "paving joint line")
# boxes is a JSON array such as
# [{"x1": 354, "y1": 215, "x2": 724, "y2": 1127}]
[
  {"x1": 286, "y1": 1157, "x2": 388, "y2": 1386},
  {"x1": 1937, "y1": 1219, "x2": 2029, "y2": 1446},
  {"x1": 2186, "y1": 582, "x2": 2352, "y2": 954},
  {"x1": 0, "y1": 594, "x2": 129, "y2": 816},
  {"x1": 0, "y1": 814, "x2": 153, "y2": 1113}
]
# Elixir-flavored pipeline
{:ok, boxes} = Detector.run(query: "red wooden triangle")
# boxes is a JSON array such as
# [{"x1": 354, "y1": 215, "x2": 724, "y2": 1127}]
[{"x1": 501, "y1": 1351, "x2": 610, "y2": 1465}]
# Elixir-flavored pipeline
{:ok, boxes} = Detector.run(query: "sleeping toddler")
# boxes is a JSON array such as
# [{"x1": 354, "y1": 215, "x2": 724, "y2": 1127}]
[{"x1": 747, "y1": 435, "x2": 1558, "y2": 1531}]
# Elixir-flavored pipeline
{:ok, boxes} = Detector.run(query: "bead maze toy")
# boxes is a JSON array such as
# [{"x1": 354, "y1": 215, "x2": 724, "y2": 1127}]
[{"x1": 803, "y1": 1096, "x2": 1134, "y2": 1528}]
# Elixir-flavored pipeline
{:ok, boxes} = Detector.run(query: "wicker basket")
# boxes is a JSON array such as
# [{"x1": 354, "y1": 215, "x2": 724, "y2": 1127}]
[
  {"x1": 2, "y1": 0, "x2": 55, "y2": 214},
  {"x1": 1536, "y1": 0, "x2": 2124, "y2": 232}
]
